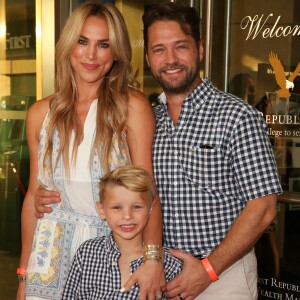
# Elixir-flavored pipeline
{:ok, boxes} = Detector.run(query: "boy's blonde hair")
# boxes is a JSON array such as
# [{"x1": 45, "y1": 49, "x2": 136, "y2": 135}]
[{"x1": 100, "y1": 165, "x2": 155, "y2": 204}]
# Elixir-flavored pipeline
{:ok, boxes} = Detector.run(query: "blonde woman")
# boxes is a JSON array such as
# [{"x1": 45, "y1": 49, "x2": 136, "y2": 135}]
[{"x1": 17, "y1": 1, "x2": 163, "y2": 299}]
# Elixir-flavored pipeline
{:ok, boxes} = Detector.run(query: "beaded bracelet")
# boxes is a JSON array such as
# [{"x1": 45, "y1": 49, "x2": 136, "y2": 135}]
[{"x1": 143, "y1": 244, "x2": 163, "y2": 263}]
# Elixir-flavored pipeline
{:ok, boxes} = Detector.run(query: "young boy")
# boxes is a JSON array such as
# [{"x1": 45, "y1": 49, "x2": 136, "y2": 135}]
[{"x1": 62, "y1": 165, "x2": 182, "y2": 300}]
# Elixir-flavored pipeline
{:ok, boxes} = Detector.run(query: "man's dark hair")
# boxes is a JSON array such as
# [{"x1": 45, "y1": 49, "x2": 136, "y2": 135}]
[{"x1": 142, "y1": 2, "x2": 201, "y2": 49}]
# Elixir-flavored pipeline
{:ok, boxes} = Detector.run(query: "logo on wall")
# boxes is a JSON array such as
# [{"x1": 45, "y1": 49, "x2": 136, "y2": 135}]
[{"x1": 269, "y1": 51, "x2": 300, "y2": 99}]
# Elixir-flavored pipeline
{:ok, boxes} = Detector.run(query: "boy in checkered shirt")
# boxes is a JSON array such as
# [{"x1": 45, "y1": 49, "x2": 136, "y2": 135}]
[{"x1": 62, "y1": 165, "x2": 182, "y2": 300}]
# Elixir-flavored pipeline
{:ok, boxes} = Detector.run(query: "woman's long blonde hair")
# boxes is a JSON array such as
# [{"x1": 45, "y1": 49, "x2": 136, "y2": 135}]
[{"x1": 45, "y1": 1, "x2": 138, "y2": 175}]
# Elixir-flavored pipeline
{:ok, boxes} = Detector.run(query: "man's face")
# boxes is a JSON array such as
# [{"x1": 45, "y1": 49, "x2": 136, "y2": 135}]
[{"x1": 146, "y1": 20, "x2": 203, "y2": 95}]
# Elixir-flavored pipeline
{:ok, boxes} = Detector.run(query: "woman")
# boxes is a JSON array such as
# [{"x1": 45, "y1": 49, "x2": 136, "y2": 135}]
[{"x1": 17, "y1": 1, "x2": 162, "y2": 299}]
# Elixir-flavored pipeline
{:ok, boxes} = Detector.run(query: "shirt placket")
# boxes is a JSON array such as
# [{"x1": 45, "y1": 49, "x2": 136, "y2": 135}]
[{"x1": 168, "y1": 103, "x2": 189, "y2": 250}]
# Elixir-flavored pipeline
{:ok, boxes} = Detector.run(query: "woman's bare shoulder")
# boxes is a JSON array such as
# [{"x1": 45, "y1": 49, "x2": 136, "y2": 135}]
[
  {"x1": 26, "y1": 95, "x2": 52, "y2": 131},
  {"x1": 27, "y1": 96, "x2": 51, "y2": 118}
]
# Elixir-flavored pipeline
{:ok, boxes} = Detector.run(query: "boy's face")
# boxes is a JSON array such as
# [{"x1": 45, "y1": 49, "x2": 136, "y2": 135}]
[{"x1": 97, "y1": 185, "x2": 152, "y2": 243}]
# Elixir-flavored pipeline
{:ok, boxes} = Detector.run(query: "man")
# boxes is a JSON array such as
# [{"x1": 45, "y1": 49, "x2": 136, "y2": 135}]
[{"x1": 140, "y1": 2, "x2": 282, "y2": 300}]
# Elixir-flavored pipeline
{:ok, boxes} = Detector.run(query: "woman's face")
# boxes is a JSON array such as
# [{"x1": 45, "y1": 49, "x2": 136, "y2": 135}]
[{"x1": 70, "y1": 16, "x2": 114, "y2": 87}]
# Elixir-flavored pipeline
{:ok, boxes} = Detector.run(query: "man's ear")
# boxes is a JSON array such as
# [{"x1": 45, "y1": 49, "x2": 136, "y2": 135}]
[
  {"x1": 199, "y1": 40, "x2": 204, "y2": 62},
  {"x1": 96, "y1": 201, "x2": 106, "y2": 220}
]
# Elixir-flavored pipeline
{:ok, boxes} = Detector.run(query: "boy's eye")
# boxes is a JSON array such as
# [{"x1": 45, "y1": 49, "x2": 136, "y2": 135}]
[{"x1": 111, "y1": 206, "x2": 121, "y2": 210}]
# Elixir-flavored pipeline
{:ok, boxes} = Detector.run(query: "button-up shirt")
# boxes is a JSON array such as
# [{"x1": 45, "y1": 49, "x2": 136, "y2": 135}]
[
  {"x1": 62, "y1": 233, "x2": 182, "y2": 300},
  {"x1": 153, "y1": 78, "x2": 282, "y2": 257}
]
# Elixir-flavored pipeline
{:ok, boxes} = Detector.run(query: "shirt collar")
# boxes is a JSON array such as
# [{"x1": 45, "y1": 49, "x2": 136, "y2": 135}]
[
  {"x1": 155, "y1": 77, "x2": 214, "y2": 120},
  {"x1": 157, "y1": 77, "x2": 214, "y2": 107}
]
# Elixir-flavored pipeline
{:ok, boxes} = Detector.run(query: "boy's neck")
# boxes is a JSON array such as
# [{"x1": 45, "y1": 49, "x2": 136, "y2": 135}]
[
  {"x1": 113, "y1": 233, "x2": 143, "y2": 256},
  {"x1": 113, "y1": 234, "x2": 143, "y2": 286}
]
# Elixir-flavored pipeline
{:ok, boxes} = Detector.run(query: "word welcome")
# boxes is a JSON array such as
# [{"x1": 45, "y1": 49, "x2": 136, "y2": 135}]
[{"x1": 241, "y1": 13, "x2": 300, "y2": 40}]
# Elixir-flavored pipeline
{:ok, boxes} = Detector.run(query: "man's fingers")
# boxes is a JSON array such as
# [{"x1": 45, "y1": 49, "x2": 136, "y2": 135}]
[
  {"x1": 34, "y1": 211, "x2": 45, "y2": 218},
  {"x1": 34, "y1": 187, "x2": 61, "y2": 215}
]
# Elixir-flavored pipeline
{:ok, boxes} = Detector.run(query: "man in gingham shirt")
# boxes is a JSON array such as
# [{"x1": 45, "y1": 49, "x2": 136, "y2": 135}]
[{"x1": 143, "y1": 3, "x2": 282, "y2": 300}]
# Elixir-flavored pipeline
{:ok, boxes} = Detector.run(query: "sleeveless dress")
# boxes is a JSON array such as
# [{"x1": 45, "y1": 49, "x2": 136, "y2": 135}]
[{"x1": 26, "y1": 100, "x2": 128, "y2": 299}]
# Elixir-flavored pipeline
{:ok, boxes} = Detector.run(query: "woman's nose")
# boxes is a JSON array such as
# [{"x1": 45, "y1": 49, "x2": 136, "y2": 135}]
[{"x1": 87, "y1": 45, "x2": 96, "y2": 60}]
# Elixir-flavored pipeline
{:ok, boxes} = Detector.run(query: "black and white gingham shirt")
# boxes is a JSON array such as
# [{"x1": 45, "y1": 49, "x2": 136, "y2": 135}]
[
  {"x1": 153, "y1": 78, "x2": 282, "y2": 257},
  {"x1": 62, "y1": 233, "x2": 182, "y2": 300}
]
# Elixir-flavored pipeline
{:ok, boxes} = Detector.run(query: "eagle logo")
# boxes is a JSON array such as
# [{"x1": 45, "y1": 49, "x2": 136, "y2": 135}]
[{"x1": 269, "y1": 51, "x2": 300, "y2": 99}]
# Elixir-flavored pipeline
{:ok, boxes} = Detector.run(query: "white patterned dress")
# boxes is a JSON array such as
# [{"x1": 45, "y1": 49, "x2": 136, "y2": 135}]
[{"x1": 26, "y1": 100, "x2": 128, "y2": 299}]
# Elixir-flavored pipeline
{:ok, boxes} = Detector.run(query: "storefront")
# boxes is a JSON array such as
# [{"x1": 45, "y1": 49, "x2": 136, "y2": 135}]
[{"x1": 0, "y1": 0, "x2": 299, "y2": 299}]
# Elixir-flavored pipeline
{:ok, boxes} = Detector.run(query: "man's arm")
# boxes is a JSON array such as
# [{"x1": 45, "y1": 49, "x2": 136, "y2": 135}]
[
  {"x1": 209, "y1": 193, "x2": 277, "y2": 273},
  {"x1": 165, "y1": 194, "x2": 277, "y2": 300}
]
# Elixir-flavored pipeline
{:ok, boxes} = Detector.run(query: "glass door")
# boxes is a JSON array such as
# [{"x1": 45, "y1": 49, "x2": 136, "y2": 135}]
[
  {"x1": 0, "y1": 1, "x2": 55, "y2": 298},
  {"x1": 209, "y1": 1, "x2": 300, "y2": 298},
  {"x1": 0, "y1": 0, "x2": 36, "y2": 255}
]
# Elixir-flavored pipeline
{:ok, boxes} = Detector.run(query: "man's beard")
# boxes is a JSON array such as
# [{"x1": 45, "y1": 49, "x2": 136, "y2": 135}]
[{"x1": 153, "y1": 61, "x2": 200, "y2": 94}]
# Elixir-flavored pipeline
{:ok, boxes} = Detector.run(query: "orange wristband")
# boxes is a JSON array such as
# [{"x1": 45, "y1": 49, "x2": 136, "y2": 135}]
[
  {"x1": 17, "y1": 268, "x2": 27, "y2": 275},
  {"x1": 201, "y1": 258, "x2": 219, "y2": 282}
]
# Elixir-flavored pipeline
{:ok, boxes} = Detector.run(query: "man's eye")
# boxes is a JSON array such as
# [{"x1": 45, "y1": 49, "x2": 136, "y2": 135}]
[
  {"x1": 153, "y1": 48, "x2": 164, "y2": 54},
  {"x1": 177, "y1": 44, "x2": 188, "y2": 50}
]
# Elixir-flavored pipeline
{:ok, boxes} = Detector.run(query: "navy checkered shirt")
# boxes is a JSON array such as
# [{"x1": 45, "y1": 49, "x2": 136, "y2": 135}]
[
  {"x1": 153, "y1": 78, "x2": 282, "y2": 257},
  {"x1": 62, "y1": 233, "x2": 182, "y2": 299}
]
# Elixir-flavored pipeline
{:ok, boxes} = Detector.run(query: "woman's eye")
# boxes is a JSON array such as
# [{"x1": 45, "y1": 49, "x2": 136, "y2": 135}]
[
  {"x1": 78, "y1": 38, "x2": 87, "y2": 45},
  {"x1": 98, "y1": 43, "x2": 109, "y2": 48}
]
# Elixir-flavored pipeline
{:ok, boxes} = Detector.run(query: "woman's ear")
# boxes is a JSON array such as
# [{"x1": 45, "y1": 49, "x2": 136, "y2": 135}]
[{"x1": 96, "y1": 201, "x2": 106, "y2": 220}]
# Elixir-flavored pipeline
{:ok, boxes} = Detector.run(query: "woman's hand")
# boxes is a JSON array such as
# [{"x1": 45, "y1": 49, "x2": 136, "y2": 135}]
[{"x1": 16, "y1": 282, "x2": 26, "y2": 300}]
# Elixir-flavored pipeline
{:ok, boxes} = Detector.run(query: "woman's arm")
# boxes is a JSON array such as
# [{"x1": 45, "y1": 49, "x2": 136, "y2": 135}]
[
  {"x1": 123, "y1": 89, "x2": 164, "y2": 300},
  {"x1": 16, "y1": 99, "x2": 50, "y2": 300},
  {"x1": 126, "y1": 89, "x2": 162, "y2": 245}
]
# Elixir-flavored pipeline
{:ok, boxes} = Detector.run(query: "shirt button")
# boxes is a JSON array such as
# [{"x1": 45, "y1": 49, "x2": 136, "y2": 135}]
[
  {"x1": 175, "y1": 213, "x2": 179, "y2": 218},
  {"x1": 112, "y1": 261, "x2": 118, "y2": 266},
  {"x1": 173, "y1": 181, "x2": 177, "y2": 186}
]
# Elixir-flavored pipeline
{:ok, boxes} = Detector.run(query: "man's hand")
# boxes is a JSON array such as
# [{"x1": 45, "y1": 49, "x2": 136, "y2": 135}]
[
  {"x1": 164, "y1": 249, "x2": 211, "y2": 300},
  {"x1": 34, "y1": 186, "x2": 61, "y2": 218},
  {"x1": 122, "y1": 260, "x2": 166, "y2": 300}
]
